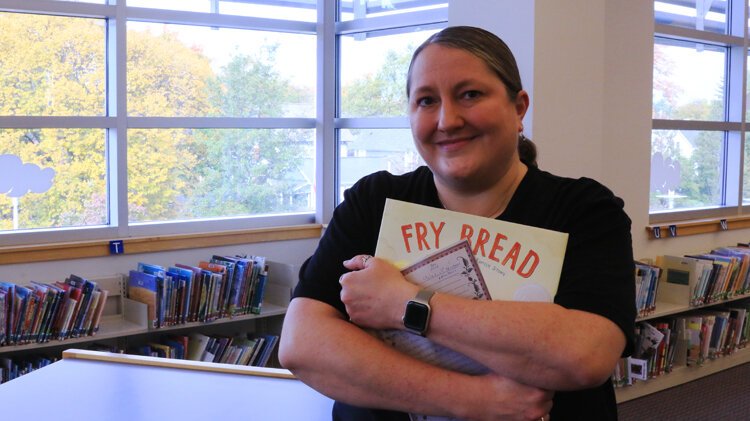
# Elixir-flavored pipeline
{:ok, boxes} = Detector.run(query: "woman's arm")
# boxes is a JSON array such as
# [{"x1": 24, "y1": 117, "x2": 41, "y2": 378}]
[
  {"x1": 427, "y1": 293, "x2": 625, "y2": 390},
  {"x1": 339, "y1": 256, "x2": 625, "y2": 391},
  {"x1": 279, "y1": 297, "x2": 554, "y2": 421}
]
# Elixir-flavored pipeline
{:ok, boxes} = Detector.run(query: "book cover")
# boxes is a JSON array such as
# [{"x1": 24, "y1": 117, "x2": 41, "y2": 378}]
[
  {"x1": 137, "y1": 263, "x2": 167, "y2": 327},
  {"x1": 175, "y1": 263, "x2": 203, "y2": 322},
  {"x1": 128, "y1": 270, "x2": 159, "y2": 329},
  {"x1": 210, "y1": 255, "x2": 239, "y2": 317},
  {"x1": 168, "y1": 266, "x2": 195, "y2": 324},
  {"x1": 29, "y1": 282, "x2": 61, "y2": 343},
  {"x1": 187, "y1": 332, "x2": 212, "y2": 361},
  {"x1": 88, "y1": 288, "x2": 109, "y2": 335},
  {"x1": 211, "y1": 256, "x2": 246, "y2": 316},
  {"x1": 80, "y1": 290, "x2": 100, "y2": 336},
  {"x1": 375, "y1": 199, "x2": 568, "y2": 303},
  {"x1": 198, "y1": 262, "x2": 226, "y2": 321},
  {"x1": 12, "y1": 286, "x2": 31, "y2": 344},
  {"x1": 0, "y1": 290, "x2": 7, "y2": 345},
  {"x1": 65, "y1": 275, "x2": 96, "y2": 338},
  {"x1": 250, "y1": 262, "x2": 269, "y2": 315}
]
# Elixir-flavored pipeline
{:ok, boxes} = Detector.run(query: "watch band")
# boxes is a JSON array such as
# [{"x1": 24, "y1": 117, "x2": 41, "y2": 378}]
[{"x1": 414, "y1": 288, "x2": 436, "y2": 305}]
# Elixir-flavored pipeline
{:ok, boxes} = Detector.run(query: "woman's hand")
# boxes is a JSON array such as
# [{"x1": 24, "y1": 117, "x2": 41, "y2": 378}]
[
  {"x1": 457, "y1": 372, "x2": 554, "y2": 421},
  {"x1": 339, "y1": 254, "x2": 419, "y2": 330}
]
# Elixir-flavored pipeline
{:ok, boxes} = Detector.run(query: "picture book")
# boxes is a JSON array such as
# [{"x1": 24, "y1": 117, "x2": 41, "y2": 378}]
[
  {"x1": 187, "y1": 332, "x2": 212, "y2": 361},
  {"x1": 128, "y1": 270, "x2": 159, "y2": 328},
  {"x1": 375, "y1": 198, "x2": 568, "y2": 303},
  {"x1": 375, "y1": 199, "x2": 568, "y2": 421}
]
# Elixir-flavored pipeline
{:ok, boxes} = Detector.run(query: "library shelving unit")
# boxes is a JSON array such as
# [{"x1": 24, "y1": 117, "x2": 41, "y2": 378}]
[
  {"x1": 0, "y1": 260, "x2": 297, "y2": 368},
  {"x1": 615, "y1": 266, "x2": 750, "y2": 403}
]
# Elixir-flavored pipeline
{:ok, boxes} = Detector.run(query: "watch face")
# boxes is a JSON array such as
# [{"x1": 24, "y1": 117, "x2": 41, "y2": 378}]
[{"x1": 403, "y1": 301, "x2": 430, "y2": 332}]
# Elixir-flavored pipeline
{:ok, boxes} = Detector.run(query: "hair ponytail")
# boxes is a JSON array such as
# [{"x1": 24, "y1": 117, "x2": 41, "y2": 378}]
[{"x1": 518, "y1": 134, "x2": 537, "y2": 168}]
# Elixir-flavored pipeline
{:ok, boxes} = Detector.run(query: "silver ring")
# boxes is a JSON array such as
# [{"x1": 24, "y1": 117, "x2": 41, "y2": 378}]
[{"x1": 362, "y1": 255, "x2": 372, "y2": 265}]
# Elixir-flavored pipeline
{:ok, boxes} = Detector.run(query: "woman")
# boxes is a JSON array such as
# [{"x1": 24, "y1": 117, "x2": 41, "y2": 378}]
[{"x1": 279, "y1": 26, "x2": 635, "y2": 421}]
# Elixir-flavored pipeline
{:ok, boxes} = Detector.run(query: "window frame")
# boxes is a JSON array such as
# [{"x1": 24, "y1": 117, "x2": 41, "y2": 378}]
[
  {"x1": 0, "y1": 0, "x2": 448, "y2": 247},
  {"x1": 650, "y1": 0, "x2": 747, "y2": 224}
]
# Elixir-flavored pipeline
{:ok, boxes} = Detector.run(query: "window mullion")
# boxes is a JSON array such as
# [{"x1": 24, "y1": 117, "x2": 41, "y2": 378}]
[{"x1": 110, "y1": 3, "x2": 128, "y2": 235}]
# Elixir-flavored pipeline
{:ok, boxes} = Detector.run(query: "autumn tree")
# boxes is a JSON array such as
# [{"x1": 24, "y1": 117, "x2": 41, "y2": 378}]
[
  {"x1": 0, "y1": 14, "x2": 106, "y2": 230},
  {"x1": 0, "y1": 14, "x2": 313, "y2": 230},
  {"x1": 126, "y1": 27, "x2": 214, "y2": 222}
]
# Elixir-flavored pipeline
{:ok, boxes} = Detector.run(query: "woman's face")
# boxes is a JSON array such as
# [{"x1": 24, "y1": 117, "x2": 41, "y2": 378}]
[{"x1": 408, "y1": 44, "x2": 528, "y2": 190}]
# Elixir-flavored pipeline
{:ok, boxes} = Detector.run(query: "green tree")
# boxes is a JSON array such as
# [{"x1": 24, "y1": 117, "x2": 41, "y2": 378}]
[
  {"x1": 340, "y1": 48, "x2": 412, "y2": 117},
  {"x1": 650, "y1": 43, "x2": 725, "y2": 211},
  {"x1": 187, "y1": 47, "x2": 309, "y2": 216}
]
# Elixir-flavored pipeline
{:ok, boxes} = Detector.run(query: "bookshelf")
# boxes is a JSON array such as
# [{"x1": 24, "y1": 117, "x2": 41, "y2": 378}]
[
  {"x1": 0, "y1": 260, "x2": 296, "y2": 371},
  {"x1": 615, "y1": 292, "x2": 750, "y2": 403}
]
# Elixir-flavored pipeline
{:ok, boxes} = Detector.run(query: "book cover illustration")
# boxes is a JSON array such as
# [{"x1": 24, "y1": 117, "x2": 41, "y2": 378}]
[{"x1": 375, "y1": 199, "x2": 568, "y2": 304}]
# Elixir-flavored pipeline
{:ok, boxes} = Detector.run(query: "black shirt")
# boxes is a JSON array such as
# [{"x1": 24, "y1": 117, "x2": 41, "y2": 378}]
[{"x1": 294, "y1": 165, "x2": 636, "y2": 420}]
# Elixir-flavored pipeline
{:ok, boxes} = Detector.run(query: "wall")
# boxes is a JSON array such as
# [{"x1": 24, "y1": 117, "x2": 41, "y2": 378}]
[{"x1": 451, "y1": 0, "x2": 750, "y2": 260}]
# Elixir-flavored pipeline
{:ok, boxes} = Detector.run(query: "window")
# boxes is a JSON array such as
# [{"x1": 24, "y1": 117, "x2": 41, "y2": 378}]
[
  {"x1": 0, "y1": 1, "x2": 448, "y2": 245},
  {"x1": 334, "y1": 1, "x2": 447, "y2": 201},
  {"x1": 651, "y1": 0, "x2": 745, "y2": 222}
]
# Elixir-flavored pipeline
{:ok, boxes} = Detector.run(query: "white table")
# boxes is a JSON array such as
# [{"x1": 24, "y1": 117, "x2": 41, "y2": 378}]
[{"x1": 0, "y1": 349, "x2": 334, "y2": 421}]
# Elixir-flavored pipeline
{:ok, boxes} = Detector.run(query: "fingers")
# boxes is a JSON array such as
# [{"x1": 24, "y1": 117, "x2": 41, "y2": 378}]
[
  {"x1": 343, "y1": 254, "x2": 374, "y2": 270},
  {"x1": 340, "y1": 255, "x2": 373, "y2": 288}
]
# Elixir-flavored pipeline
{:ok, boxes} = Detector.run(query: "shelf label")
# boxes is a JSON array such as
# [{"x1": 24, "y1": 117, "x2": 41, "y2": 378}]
[{"x1": 109, "y1": 240, "x2": 124, "y2": 255}]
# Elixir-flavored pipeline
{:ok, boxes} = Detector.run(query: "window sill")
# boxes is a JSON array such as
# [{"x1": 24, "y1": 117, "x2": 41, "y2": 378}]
[
  {"x1": 0, "y1": 224, "x2": 324, "y2": 265},
  {"x1": 646, "y1": 216, "x2": 750, "y2": 239}
]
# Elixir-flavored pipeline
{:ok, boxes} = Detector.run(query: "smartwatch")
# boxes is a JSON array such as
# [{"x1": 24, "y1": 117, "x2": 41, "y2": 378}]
[{"x1": 402, "y1": 289, "x2": 436, "y2": 336}]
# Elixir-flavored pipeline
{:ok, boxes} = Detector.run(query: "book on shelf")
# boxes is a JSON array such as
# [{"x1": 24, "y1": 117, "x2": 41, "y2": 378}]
[
  {"x1": 250, "y1": 261, "x2": 269, "y2": 315},
  {"x1": 175, "y1": 263, "x2": 203, "y2": 322},
  {"x1": 167, "y1": 266, "x2": 194, "y2": 325},
  {"x1": 128, "y1": 269, "x2": 160, "y2": 329},
  {"x1": 88, "y1": 288, "x2": 108, "y2": 335},
  {"x1": 248, "y1": 332, "x2": 279, "y2": 367},
  {"x1": 209, "y1": 256, "x2": 243, "y2": 317},
  {"x1": 683, "y1": 253, "x2": 740, "y2": 304},
  {"x1": 186, "y1": 332, "x2": 211, "y2": 361},
  {"x1": 634, "y1": 261, "x2": 661, "y2": 318},
  {"x1": 0, "y1": 277, "x2": 109, "y2": 347},
  {"x1": 0, "y1": 288, "x2": 7, "y2": 345},
  {"x1": 710, "y1": 246, "x2": 750, "y2": 296},
  {"x1": 198, "y1": 261, "x2": 227, "y2": 322},
  {"x1": 64, "y1": 274, "x2": 96, "y2": 338},
  {"x1": 136, "y1": 263, "x2": 168, "y2": 328},
  {"x1": 163, "y1": 336, "x2": 188, "y2": 360},
  {"x1": 655, "y1": 255, "x2": 714, "y2": 308}
]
